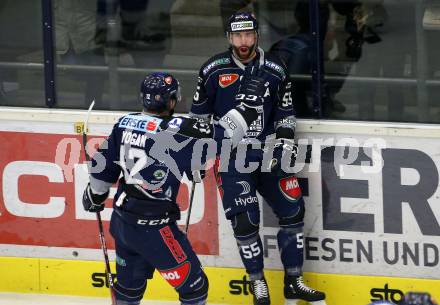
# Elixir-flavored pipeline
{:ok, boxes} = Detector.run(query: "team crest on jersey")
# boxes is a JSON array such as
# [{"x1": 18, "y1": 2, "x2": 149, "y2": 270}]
[
  {"x1": 167, "y1": 117, "x2": 183, "y2": 129},
  {"x1": 159, "y1": 261, "x2": 191, "y2": 288},
  {"x1": 279, "y1": 176, "x2": 301, "y2": 201},
  {"x1": 153, "y1": 169, "x2": 166, "y2": 180},
  {"x1": 219, "y1": 73, "x2": 239, "y2": 88}
]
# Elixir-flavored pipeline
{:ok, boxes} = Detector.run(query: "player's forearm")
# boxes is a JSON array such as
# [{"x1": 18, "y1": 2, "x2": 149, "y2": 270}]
[{"x1": 89, "y1": 175, "x2": 113, "y2": 195}]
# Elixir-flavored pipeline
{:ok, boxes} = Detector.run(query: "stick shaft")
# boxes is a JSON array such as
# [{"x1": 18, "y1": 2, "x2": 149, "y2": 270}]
[
  {"x1": 184, "y1": 181, "x2": 197, "y2": 235},
  {"x1": 82, "y1": 102, "x2": 116, "y2": 305}
]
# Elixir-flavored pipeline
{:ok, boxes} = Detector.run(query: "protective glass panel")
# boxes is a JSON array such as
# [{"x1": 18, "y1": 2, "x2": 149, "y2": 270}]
[
  {"x1": 52, "y1": 0, "x2": 304, "y2": 113},
  {"x1": 323, "y1": 0, "x2": 440, "y2": 123},
  {"x1": 0, "y1": 0, "x2": 46, "y2": 107}
]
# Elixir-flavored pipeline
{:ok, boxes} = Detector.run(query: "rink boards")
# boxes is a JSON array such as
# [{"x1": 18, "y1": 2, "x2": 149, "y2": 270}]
[
  {"x1": 0, "y1": 108, "x2": 440, "y2": 304},
  {"x1": 1, "y1": 257, "x2": 439, "y2": 305}
]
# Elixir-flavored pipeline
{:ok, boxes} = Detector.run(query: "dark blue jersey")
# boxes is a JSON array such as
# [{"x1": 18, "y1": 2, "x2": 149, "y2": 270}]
[
  {"x1": 89, "y1": 113, "x2": 219, "y2": 218},
  {"x1": 190, "y1": 47, "x2": 296, "y2": 142}
]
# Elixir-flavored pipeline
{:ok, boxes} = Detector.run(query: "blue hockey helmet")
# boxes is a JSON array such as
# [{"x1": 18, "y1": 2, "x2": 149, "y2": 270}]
[
  {"x1": 139, "y1": 72, "x2": 181, "y2": 111},
  {"x1": 225, "y1": 12, "x2": 259, "y2": 34}
]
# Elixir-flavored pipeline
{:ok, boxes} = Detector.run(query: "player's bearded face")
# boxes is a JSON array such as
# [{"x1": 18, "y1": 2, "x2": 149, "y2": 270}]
[{"x1": 229, "y1": 31, "x2": 257, "y2": 61}]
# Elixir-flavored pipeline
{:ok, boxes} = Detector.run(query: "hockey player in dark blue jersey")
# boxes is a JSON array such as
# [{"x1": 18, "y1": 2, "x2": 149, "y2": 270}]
[
  {"x1": 190, "y1": 12, "x2": 326, "y2": 305},
  {"x1": 81, "y1": 71, "x2": 264, "y2": 305}
]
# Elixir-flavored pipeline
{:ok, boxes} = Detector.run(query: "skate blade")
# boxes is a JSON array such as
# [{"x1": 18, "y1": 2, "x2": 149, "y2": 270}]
[{"x1": 285, "y1": 300, "x2": 327, "y2": 305}]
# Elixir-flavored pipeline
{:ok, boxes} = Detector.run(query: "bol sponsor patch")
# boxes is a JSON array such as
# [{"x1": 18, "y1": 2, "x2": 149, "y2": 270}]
[
  {"x1": 279, "y1": 176, "x2": 301, "y2": 201},
  {"x1": 219, "y1": 73, "x2": 239, "y2": 88},
  {"x1": 159, "y1": 261, "x2": 191, "y2": 288}
]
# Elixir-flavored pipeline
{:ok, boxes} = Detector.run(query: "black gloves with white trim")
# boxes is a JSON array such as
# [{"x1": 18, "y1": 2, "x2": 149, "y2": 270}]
[
  {"x1": 218, "y1": 60, "x2": 267, "y2": 146},
  {"x1": 270, "y1": 138, "x2": 298, "y2": 176},
  {"x1": 234, "y1": 59, "x2": 266, "y2": 124},
  {"x1": 82, "y1": 183, "x2": 109, "y2": 213}
]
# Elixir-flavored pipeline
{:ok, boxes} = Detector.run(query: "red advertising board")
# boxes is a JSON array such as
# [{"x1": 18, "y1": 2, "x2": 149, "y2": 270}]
[{"x1": 0, "y1": 131, "x2": 218, "y2": 255}]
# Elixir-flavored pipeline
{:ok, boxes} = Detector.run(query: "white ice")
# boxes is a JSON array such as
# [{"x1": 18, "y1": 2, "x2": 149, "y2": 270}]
[{"x1": 0, "y1": 293, "x2": 229, "y2": 305}]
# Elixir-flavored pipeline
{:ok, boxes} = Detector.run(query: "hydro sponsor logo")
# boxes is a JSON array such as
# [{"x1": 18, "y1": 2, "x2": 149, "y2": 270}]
[
  {"x1": 91, "y1": 272, "x2": 117, "y2": 288},
  {"x1": 234, "y1": 195, "x2": 258, "y2": 206},
  {"x1": 229, "y1": 275, "x2": 252, "y2": 295},
  {"x1": 119, "y1": 114, "x2": 162, "y2": 134},
  {"x1": 370, "y1": 284, "x2": 404, "y2": 303},
  {"x1": 236, "y1": 181, "x2": 251, "y2": 195}
]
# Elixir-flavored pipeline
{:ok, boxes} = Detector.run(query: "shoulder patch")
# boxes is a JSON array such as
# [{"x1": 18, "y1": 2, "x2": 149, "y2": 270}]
[
  {"x1": 203, "y1": 57, "x2": 231, "y2": 75},
  {"x1": 167, "y1": 117, "x2": 184, "y2": 129},
  {"x1": 118, "y1": 114, "x2": 163, "y2": 134},
  {"x1": 264, "y1": 60, "x2": 286, "y2": 79}
]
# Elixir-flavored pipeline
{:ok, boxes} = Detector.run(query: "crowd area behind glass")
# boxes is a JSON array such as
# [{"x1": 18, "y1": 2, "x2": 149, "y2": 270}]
[{"x1": 0, "y1": 0, "x2": 439, "y2": 123}]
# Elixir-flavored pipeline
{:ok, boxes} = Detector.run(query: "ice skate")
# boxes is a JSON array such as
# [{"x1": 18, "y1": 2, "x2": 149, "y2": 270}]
[
  {"x1": 250, "y1": 277, "x2": 270, "y2": 305},
  {"x1": 284, "y1": 275, "x2": 326, "y2": 305}
]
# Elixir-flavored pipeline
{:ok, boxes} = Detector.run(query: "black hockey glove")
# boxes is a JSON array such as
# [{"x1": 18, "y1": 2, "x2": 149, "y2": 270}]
[
  {"x1": 82, "y1": 183, "x2": 109, "y2": 213},
  {"x1": 234, "y1": 60, "x2": 266, "y2": 123},
  {"x1": 270, "y1": 139, "x2": 298, "y2": 175}
]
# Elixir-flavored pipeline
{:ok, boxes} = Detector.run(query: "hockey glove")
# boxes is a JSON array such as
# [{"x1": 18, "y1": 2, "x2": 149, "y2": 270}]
[
  {"x1": 82, "y1": 183, "x2": 109, "y2": 212},
  {"x1": 270, "y1": 139, "x2": 298, "y2": 175},
  {"x1": 218, "y1": 61, "x2": 268, "y2": 146},
  {"x1": 234, "y1": 60, "x2": 267, "y2": 122}
]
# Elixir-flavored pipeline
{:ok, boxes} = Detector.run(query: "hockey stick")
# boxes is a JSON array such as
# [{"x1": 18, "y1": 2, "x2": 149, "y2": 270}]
[
  {"x1": 184, "y1": 180, "x2": 197, "y2": 235},
  {"x1": 82, "y1": 101, "x2": 117, "y2": 305}
]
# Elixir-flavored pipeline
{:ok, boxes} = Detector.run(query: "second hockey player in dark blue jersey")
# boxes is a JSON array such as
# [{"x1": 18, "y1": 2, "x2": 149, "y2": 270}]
[
  {"x1": 190, "y1": 12, "x2": 326, "y2": 305},
  {"x1": 81, "y1": 71, "x2": 264, "y2": 305}
]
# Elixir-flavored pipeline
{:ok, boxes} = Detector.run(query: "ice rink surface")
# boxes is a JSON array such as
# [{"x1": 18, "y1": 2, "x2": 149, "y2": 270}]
[{"x1": 0, "y1": 293, "x2": 231, "y2": 305}]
